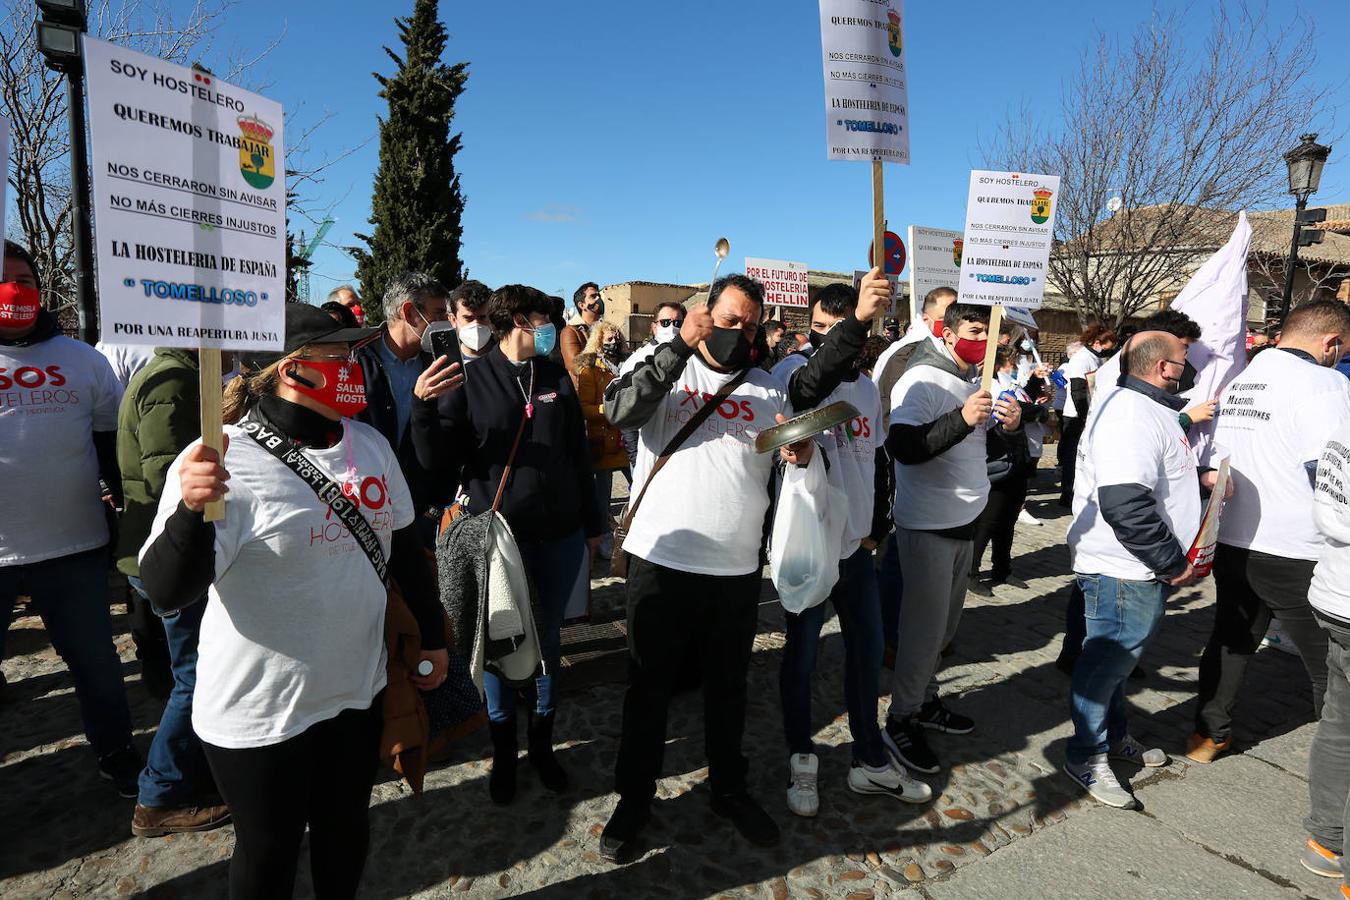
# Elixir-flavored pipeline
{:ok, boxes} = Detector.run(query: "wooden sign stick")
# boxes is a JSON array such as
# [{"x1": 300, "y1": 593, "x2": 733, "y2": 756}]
[
  {"x1": 980, "y1": 304, "x2": 1004, "y2": 393},
  {"x1": 871, "y1": 159, "x2": 886, "y2": 333},
  {"x1": 199, "y1": 347, "x2": 225, "y2": 522}
]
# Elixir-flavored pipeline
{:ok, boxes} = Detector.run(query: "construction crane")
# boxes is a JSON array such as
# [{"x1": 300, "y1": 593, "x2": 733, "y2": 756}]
[{"x1": 297, "y1": 217, "x2": 335, "y2": 303}]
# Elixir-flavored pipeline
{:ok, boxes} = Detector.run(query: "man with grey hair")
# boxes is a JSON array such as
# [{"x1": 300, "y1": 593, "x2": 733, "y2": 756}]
[
  {"x1": 354, "y1": 273, "x2": 460, "y2": 544},
  {"x1": 327, "y1": 284, "x2": 364, "y2": 324},
  {"x1": 1064, "y1": 330, "x2": 1223, "y2": 809}
]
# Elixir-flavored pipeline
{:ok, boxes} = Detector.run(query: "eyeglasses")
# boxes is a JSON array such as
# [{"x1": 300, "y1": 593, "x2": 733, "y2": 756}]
[{"x1": 657, "y1": 318, "x2": 684, "y2": 328}]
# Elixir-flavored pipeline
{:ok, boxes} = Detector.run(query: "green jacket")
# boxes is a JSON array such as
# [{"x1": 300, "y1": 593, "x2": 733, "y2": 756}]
[{"x1": 115, "y1": 348, "x2": 200, "y2": 577}]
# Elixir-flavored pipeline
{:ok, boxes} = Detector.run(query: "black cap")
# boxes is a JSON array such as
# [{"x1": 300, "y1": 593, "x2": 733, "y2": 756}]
[
  {"x1": 239, "y1": 303, "x2": 377, "y2": 371},
  {"x1": 883, "y1": 316, "x2": 900, "y2": 328}
]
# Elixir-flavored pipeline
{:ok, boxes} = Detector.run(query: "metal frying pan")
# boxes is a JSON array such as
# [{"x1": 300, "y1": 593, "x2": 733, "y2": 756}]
[{"x1": 755, "y1": 400, "x2": 861, "y2": 454}]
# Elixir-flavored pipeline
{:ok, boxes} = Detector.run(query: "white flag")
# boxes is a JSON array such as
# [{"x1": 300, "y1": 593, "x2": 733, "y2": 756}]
[{"x1": 1173, "y1": 211, "x2": 1253, "y2": 465}]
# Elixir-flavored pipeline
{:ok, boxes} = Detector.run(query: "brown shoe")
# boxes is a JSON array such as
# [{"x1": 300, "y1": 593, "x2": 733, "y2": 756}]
[
  {"x1": 1184, "y1": 732, "x2": 1231, "y2": 764},
  {"x1": 132, "y1": 803, "x2": 231, "y2": 838}
]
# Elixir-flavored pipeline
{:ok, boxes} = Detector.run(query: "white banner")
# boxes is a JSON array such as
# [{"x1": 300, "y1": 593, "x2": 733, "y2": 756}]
[
  {"x1": 84, "y1": 37, "x2": 285, "y2": 351},
  {"x1": 0, "y1": 116, "x2": 9, "y2": 251},
  {"x1": 956, "y1": 170, "x2": 1059, "y2": 309},
  {"x1": 906, "y1": 225, "x2": 962, "y2": 321},
  {"x1": 746, "y1": 257, "x2": 809, "y2": 308},
  {"x1": 818, "y1": 0, "x2": 910, "y2": 164}
]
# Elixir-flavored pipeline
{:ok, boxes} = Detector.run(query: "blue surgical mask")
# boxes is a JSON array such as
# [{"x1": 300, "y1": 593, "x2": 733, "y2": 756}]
[{"x1": 532, "y1": 322, "x2": 557, "y2": 358}]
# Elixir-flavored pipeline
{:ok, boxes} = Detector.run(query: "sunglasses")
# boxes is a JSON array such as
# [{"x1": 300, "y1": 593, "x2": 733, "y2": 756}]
[{"x1": 657, "y1": 318, "x2": 684, "y2": 328}]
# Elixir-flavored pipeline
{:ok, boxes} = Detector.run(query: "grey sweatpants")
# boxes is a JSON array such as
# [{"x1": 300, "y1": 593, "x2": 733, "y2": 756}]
[
  {"x1": 889, "y1": 526, "x2": 973, "y2": 719},
  {"x1": 1306, "y1": 617, "x2": 1350, "y2": 876}
]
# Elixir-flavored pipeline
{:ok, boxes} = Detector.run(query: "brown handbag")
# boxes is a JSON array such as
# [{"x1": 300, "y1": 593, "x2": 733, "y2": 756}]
[{"x1": 610, "y1": 370, "x2": 749, "y2": 578}]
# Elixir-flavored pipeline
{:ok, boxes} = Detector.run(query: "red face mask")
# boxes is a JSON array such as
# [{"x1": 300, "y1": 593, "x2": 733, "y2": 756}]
[
  {"x1": 286, "y1": 358, "x2": 368, "y2": 417},
  {"x1": 930, "y1": 318, "x2": 944, "y2": 339},
  {"x1": 0, "y1": 282, "x2": 41, "y2": 329},
  {"x1": 953, "y1": 337, "x2": 988, "y2": 366}
]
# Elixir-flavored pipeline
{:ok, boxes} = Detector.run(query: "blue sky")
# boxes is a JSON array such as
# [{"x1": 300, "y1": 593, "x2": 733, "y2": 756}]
[{"x1": 202, "y1": 0, "x2": 1349, "y2": 301}]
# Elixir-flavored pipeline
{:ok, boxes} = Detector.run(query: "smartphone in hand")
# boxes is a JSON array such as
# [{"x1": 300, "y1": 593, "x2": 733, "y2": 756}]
[{"x1": 421, "y1": 322, "x2": 464, "y2": 371}]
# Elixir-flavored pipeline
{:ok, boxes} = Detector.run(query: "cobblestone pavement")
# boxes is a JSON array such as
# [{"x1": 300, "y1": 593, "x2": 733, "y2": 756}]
[{"x1": 0, "y1": 465, "x2": 1330, "y2": 898}]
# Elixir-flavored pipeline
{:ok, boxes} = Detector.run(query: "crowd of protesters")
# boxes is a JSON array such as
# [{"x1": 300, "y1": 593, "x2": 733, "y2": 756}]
[{"x1": 9, "y1": 235, "x2": 1350, "y2": 895}]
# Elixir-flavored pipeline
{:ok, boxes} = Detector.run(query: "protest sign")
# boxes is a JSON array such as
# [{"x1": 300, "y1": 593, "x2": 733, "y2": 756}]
[
  {"x1": 957, "y1": 170, "x2": 1059, "y2": 310},
  {"x1": 907, "y1": 225, "x2": 962, "y2": 321},
  {"x1": 852, "y1": 270, "x2": 902, "y2": 316},
  {"x1": 84, "y1": 37, "x2": 285, "y2": 353},
  {"x1": 745, "y1": 258, "x2": 809, "y2": 309},
  {"x1": 818, "y1": 0, "x2": 909, "y2": 164},
  {"x1": 1187, "y1": 456, "x2": 1231, "y2": 578}
]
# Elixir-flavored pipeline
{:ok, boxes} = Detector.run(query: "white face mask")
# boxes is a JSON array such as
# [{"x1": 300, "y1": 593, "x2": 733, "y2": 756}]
[
  {"x1": 459, "y1": 321, "x2": 493, "y2": 353},
  {"x1": 655, "y1": 324, "x2": 678, "y2": 345}
]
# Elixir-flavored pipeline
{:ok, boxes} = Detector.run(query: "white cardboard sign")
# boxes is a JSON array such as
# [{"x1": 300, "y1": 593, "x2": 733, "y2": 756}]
[
  {"x1": 956, "y1": 170, "x2": 1059, "y2": 309},
  {"x1": 818, "y1": 0, "x2": 910, "y2": 164},
  {"x1": 906, "y1": 225, "x2": 963, "y2": 321},
  {"x1": 84, "y1": 37, "x2": 285, "y2": 350},
  {"x1": 746, "y1": 257, "x2": 810, "y2": 308}
]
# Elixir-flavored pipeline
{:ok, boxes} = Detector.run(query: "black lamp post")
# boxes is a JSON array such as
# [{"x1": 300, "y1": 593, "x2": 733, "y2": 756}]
[
  {"x1": 34, "y1": 0, "x2": 95, "y2": 345},
  {"x1": 1279, "y1": 133, "x2": 1332, "y2": 325}
]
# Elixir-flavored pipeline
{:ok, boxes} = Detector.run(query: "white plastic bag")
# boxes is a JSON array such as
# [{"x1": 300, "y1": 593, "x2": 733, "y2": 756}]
[
  {"x1": 771, "y1": 451, "x2": 848, "y2": 613},
  {"x1": 483, "y1": 512, "x2": 542, "y2": 685}
]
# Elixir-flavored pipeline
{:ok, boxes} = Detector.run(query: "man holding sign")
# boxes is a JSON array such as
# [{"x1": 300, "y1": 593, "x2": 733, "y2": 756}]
[
  {"x1": 1064, "y1": 331, "x2": 1221, "y2": 809},
  {"x1": 882, "y1": 303, "x2": 1021, "y2": 776}
]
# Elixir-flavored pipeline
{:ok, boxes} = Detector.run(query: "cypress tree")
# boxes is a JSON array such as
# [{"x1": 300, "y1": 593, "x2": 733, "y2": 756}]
[{"x1": 353, "y1": 0, "x2": 468, "y2": 324}]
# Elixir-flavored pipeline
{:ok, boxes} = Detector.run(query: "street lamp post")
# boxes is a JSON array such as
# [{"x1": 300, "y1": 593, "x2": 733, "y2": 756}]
[
  {"x1": 1279, "y1": 133, "x2": 1332, "y2": 325},
  {"x1": 34, "y1": 0, "x2": 94, "y2": 345}
]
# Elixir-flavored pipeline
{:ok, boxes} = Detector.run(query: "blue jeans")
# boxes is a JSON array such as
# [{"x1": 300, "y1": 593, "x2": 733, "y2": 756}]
[
  {"x1": 484, "y1": 529, "x2": 585, "y2": 723},
  {"x1": 0, "y1": 547, "x2": 132, "y2": 757},
  {"x1": 1067, "y1": 574, "x2": 1167, "y2": 764},
  {"x1": 779, "y1": 546, "x2": 886, "y2": 768},
  {"x1": 594, "y1": 471, "x2": 615, "y2": 536},
  {"x1": 128, "y1": 577, "x2": 211, "y2": 808},
  {"x1": 878, "y1": 535, "x2": 902, "y2": 650}
]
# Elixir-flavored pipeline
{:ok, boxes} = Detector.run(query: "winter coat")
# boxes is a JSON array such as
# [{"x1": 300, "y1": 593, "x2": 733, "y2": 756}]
[
  {"x1": 574, "y1": 353, "x2": 629, "y2": 471},
  {"x1": 115, "y1": 347, "x2": 200, "y2": 577}
]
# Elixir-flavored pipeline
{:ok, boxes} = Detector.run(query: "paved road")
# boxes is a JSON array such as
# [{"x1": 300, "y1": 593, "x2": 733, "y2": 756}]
[{"x1": 0, "y1": 467, "x2": 1334, "y2": 898}]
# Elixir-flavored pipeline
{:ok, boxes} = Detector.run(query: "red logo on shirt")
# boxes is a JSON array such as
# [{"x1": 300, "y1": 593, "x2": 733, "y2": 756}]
[
  {"x1": 847, "y1": 416, "x2": 872, "y2": 440},
  {"x1": 337, "y1": 475, "x2": 388, "y2": 511},
  {"x1": 678, "y1": 385, "x2": 756, "y2": 422},
  {"x1": 0, "y1": 365, "x2": 66, "y2": 389}
]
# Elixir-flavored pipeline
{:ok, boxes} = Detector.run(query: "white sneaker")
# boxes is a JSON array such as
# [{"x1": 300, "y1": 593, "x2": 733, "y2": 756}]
[
  {"x1": 1064, "y1": 754, "x2": 1139, "y2": 809},
  {"x1": 1017, "y1": 508, "x2": 1043, "y2": 526},
  {"x1": 847, "y1": 761, "x2": 933, "y2": 805},
  {"x1": 786, "y1": 753, "x2": 819, "y2": 817},
  {"x1": 1109, "y1": 734, "x2": 1168, "y2": 767}
]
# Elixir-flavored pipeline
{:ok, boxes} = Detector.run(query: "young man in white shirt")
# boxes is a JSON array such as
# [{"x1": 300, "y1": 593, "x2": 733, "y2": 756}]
[
  {"x1": 1188, "y1": 300, "x2": 1350, "y2": 764},
  {"x1": 599, "y1": 275, "x2": 814, "y2": 861},
  {"x1": 772, "y1": 274, "x2": 932, "y2": 816},
  {"x1": 883, "y1": 303, "x2": 1023, "y2": 776},
  {"x1": 448, "y1": 279, "x2": 494, "y2": 361},
  {"x1": 1302, "y1": 415, "x2": 1350, "y2": 881},
  {"x1": 1065, "y1": 331, "x2": 1220, "y2": 809},
  {"x1": 0, "y1": 241, "x2": 140, "y2": 795}
]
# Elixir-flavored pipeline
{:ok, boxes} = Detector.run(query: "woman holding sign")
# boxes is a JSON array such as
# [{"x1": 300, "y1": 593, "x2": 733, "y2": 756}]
[{"x1": 137, "y1": 304, "x2": 449, "y2": 899}]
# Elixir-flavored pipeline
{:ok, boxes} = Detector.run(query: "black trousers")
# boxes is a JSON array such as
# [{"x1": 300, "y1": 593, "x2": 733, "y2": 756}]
[
  {"x1": 614, "y1": 556, "x2": 760, "y2": 804},
  {"x1": 1195, "y1": 544, "x2": 1326, "y2": 741},
  {"x1": 1057, "y1": 415, "x2": 1084, "y2": 503},
  {"x1": 972, "y1": 473, "x2": 1029, "y2": 582},
  {"x1": 202, "y1": 697, "x2": 383, "y2": 900}
]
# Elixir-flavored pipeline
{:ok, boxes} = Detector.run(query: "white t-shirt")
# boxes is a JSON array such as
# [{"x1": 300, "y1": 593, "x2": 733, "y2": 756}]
[
  {"x1": 623, "y1": 354, "x2": 792, "y2": 576},
  {"x1": 773, "y1": 354, "x2": 883, "y2": 558},
  {"x1": 1311, "y1": 425, "x2": 1350, "y2": 621},
  {"x1": 1214, "y1": 348, "x2": 1350, "y2": 560},
  {"x1": 889, "y1": 355, "x2": 989, "y2": 531},
  {"x1": 1092, "y1": 349, "x2": 1125, "y2": 396},
  {"x1": 1061, "y1": 348, "x2": 1103, "y2": 418},
  {"x1": 144, "y1": 415, "x2": 414, "y2": 749},
  {"x1": 1, "y1": 335, "x2": 123, "y2": 565},
  {"x1": 95, "y1": 342, "x2": 156, "y2": 388},
  {"x1": 1068, "y1": 386, "x2": 1201, "y2": 580}
]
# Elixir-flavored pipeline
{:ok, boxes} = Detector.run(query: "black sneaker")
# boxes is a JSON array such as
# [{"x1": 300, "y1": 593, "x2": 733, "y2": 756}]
[
  {"x1": 995, "y1": 575, "x2": 1029, "y2": 590},
  {"x1": 882, "y1": 716, "x2": 940, "y2": 775},
  {"x1": 599, "y1": 798, "x2": 650, "y2": 864},
  {"x1": 98, "y1": 745, "x2": 144, "y2": 799},
  {"x1": 710, "y1": 792, "x2": 780, "y2": 848},
  {"x1": 915, "y1": 698, "x2": 975, "y2": 735},
  {"x1": 967, "y1": 580, "x2": 995, "y2": 598}
]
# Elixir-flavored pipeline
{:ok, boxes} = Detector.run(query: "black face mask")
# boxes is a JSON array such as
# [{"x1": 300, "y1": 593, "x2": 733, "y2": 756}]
[
  {"x1": 1179, "y1": 359, "x2": 1198, "y2": 393},
  {"x1": 602, "y1": 343, "x2": 622, "y2": 361},
  {"x1": 704, "y1": 326, "x2": 753, "y2": 371},
  {"x1": 807, "y1": 330, "x2": 827, "y2": 351}
]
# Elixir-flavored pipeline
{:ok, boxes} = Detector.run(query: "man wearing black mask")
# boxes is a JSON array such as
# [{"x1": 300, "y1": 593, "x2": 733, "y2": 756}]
[{"x1": 598, "y1": 274, "x2": 812, "y2": 861}]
